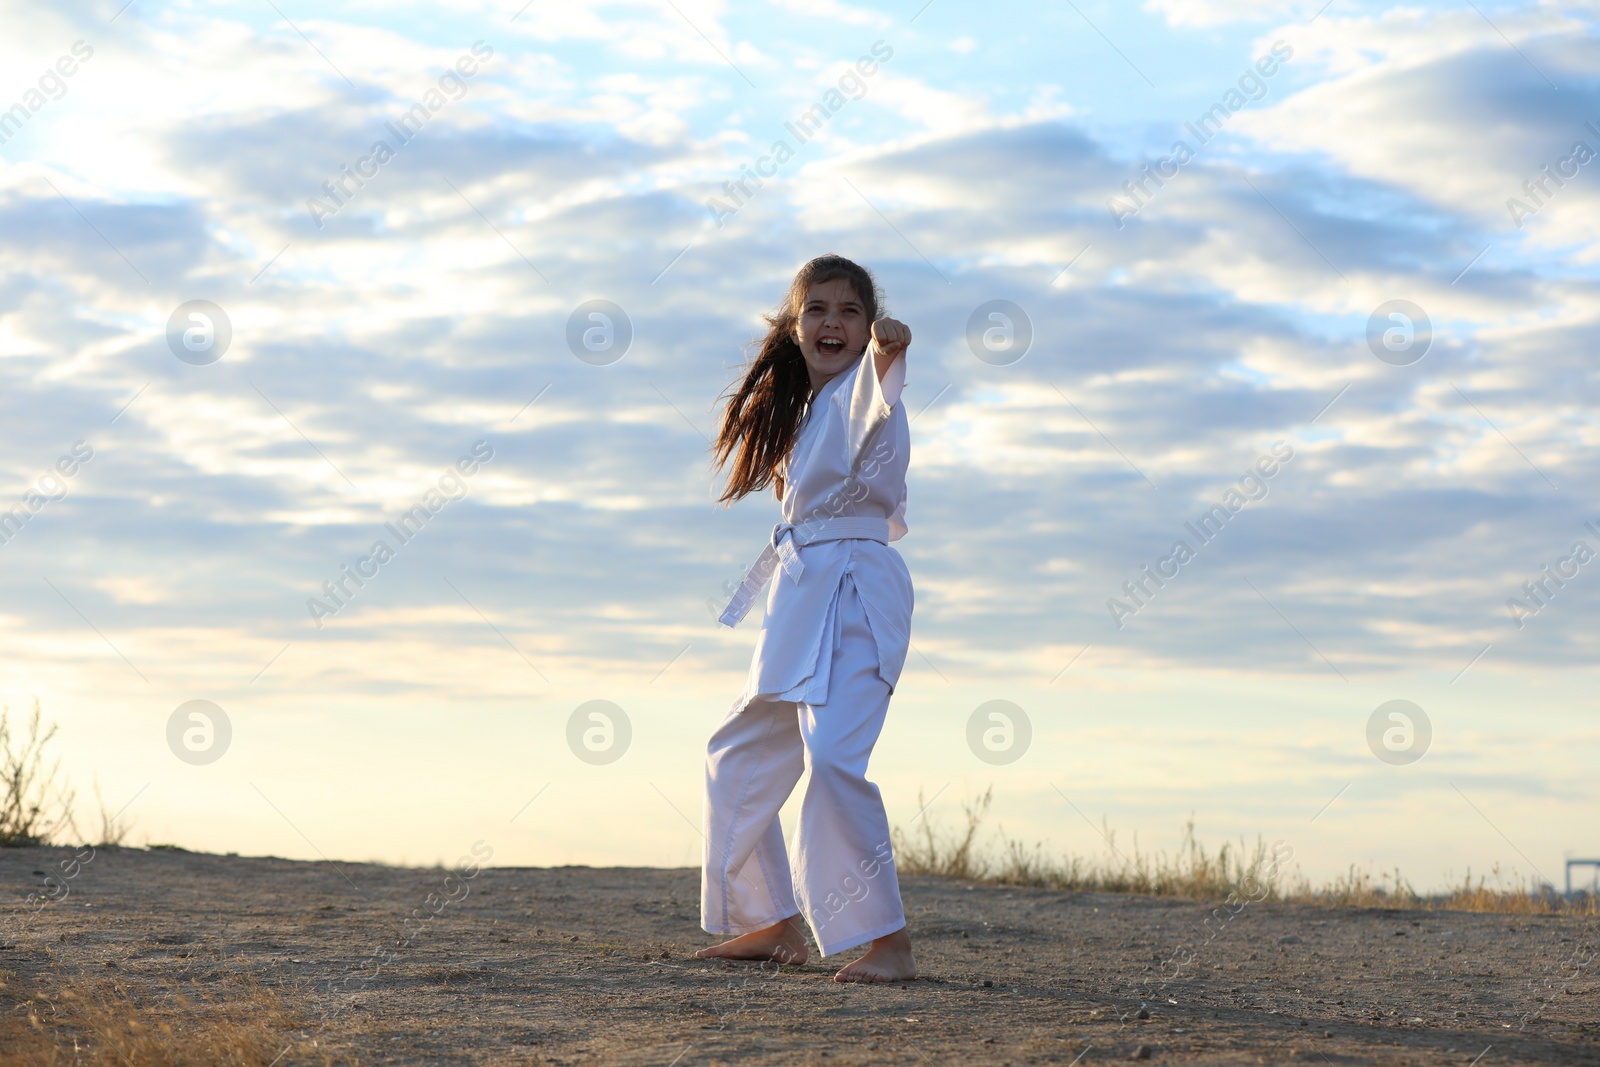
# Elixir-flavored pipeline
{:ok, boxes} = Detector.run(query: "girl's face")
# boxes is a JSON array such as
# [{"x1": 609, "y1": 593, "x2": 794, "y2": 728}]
[{"x1": 794, "y1": 277, "x2": 869, "y2": 391}]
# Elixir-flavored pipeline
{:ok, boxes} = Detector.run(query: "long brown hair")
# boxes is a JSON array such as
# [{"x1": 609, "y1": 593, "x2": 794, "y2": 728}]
[{"x1": 714, "y1": 254, "x2": 882, "y2": 504}]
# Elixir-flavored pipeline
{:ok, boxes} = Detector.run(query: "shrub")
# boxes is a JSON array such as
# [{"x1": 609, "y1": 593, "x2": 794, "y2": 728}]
[{"x1": 0, "y1": 700, "x2": 76, "y2": 847}]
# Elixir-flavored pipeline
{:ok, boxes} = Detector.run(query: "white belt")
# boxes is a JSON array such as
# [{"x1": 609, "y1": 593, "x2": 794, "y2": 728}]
[{"x1": 718, "y1": 516, "x2": 890, "y2": 627}]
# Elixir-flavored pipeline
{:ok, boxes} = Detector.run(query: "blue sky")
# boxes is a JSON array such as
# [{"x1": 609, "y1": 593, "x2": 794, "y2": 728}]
[{"x1": 2, "y1": 0, "x2": 1597, "y2": 891}]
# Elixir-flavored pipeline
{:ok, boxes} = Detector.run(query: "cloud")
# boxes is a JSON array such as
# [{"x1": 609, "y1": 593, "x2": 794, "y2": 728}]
[
  {"x1": 767, "y1": 0, "x2": 889, "y2": 28},
  {"x1": 1143, "y1": 0, "x2": 1318, "y2": 27},
  {"x1": 9, "y1": 71, "x2": 1600, "y2": 691},
  {"x1": 1238, "y1": 22, "x2": 1600, "y2": 254}
]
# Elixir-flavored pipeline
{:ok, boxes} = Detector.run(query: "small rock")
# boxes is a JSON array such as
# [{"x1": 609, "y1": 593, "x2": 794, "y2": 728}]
[
  {"x1": 1136, "y1": 1007, "x2": 1150, "y2": 1020},
  {"x1": 983, "y1": 980, "x2": 993, "y2": 987},
  {"x1": 1130, "y1": 1045, "x2": 1151, "y2": 1060}
]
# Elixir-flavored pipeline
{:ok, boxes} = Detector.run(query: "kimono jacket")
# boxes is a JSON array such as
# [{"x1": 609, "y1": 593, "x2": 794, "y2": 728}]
[{"x1": 720, "y1": 342, "x2": 913, "y2": 712}]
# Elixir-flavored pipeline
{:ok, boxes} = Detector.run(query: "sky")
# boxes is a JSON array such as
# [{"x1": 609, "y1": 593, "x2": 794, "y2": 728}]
[{"x1": 1, "y1": 0, "x2": 1597, "y2": 895}]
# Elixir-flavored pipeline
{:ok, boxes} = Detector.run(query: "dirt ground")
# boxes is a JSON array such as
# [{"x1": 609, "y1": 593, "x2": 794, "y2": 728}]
[{"x1": 1, "y1": 846, "x2": 1595, "y2": 1065}]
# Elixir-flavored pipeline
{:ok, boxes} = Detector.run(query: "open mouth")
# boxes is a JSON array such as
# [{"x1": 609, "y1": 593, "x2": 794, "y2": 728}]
[{"x1": 817, "y1": 337, "x2": 846, "y2": 356}]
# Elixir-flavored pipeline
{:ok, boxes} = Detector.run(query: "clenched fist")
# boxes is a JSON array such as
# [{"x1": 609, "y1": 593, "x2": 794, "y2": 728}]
[{"x1": 871, "y1": 317, "x2": 912, "y2": 361}]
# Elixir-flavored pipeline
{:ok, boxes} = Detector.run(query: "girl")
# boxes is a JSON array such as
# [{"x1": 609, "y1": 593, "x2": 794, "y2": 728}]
[{"x1": 696, "y1": 254, "x2": 916, "y2": 983}]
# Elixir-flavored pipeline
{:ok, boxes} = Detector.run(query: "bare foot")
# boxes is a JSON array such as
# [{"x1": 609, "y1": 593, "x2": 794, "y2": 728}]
[
  {"x1": 833, "y1": 927, "x2": 916, "y2": 983},
  {"x1": 694, "y1": 916, "x2": 809, "y2": 966}
]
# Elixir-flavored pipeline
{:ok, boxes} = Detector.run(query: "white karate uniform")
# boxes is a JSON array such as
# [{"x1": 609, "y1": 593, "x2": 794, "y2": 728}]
[{"x1": 701, "y1": 343, "x2": 913, "y2": 957}]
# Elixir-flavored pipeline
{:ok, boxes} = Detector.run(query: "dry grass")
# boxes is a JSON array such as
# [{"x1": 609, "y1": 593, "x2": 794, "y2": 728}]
[
  {"x1": 1286, "y1": 863, "x2": 1600, "y2": 915},
  {"x1": 0, "y1": 701, "x2": 76, "y2": 848},
  {"x1": 893, "y1": 788, "x2": 1281, "y2": 902},
  {"x1": 2, "y1": 703, "x2": 138, "y2": 850},
  {"x1": 892, "y1": 789, "x2": 1600, "y2": 916},
  {"x1": 0, "y1": 969, "x2": 336, "y2": 1067}
]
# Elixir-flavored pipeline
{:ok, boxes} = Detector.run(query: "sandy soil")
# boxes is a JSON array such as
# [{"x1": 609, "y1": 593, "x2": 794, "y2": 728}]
[{"x1": 1, "y1": 845, "x2": 1596, "y2": 1065}]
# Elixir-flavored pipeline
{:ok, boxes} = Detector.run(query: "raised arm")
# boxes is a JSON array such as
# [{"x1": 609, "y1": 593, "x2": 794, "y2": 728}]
[
  {"x1": 843, "y1": 319, "x2": 910, "y2": 471},
  {"x1": 871, "y1": 317, "x2": 911, "y2": 383}
]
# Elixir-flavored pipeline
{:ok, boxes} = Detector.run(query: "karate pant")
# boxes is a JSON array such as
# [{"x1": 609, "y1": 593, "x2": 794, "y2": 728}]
[{"x1": 700, "y1": 577, "x2": 906, "y2": 958}]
